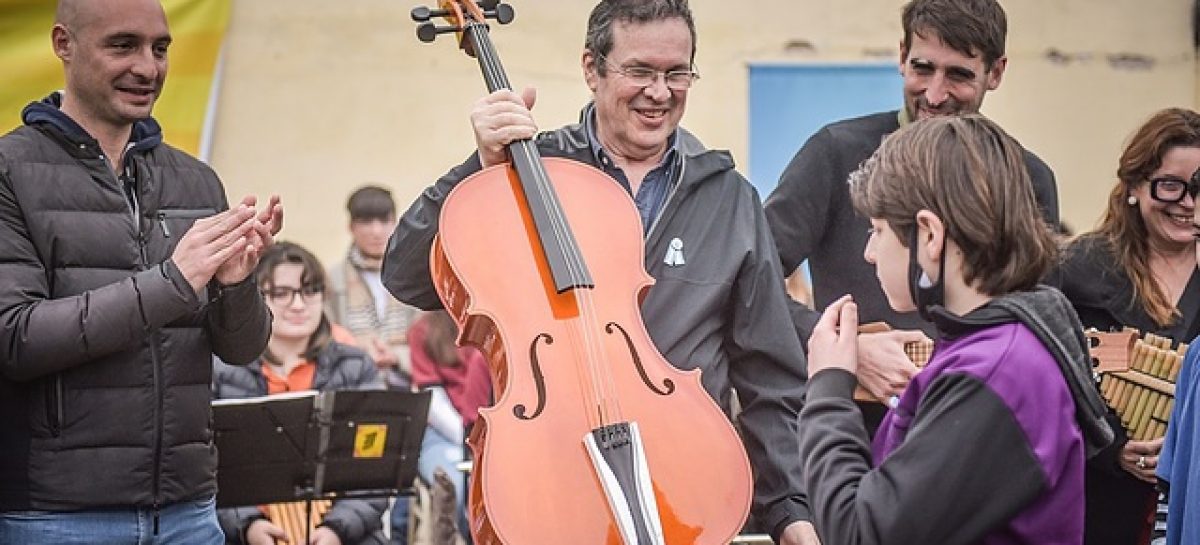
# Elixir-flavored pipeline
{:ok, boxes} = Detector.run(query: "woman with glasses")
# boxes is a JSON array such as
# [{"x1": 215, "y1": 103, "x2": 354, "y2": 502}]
[
  {"x1": 213, "y1": 241, "x2": 388, "y2": 545},
  {"x1": 1055, "y1": 107, "x2": 1200, "y2": 545}
]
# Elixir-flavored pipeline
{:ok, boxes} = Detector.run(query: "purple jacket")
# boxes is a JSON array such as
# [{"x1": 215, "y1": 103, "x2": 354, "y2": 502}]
[{"x1": 799, "y1": 287, "x2": 1107, "y2": 545}]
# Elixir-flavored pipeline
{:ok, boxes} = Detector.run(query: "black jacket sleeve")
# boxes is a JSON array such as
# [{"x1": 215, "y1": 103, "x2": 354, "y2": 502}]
[
  {"x1": 381, "y1": 153, "x2": 483, "y2": 310},
  {"x1": 763, "y1": 128, "x2": 842, "y2": 345},
  {"x1": 216, "y1": 505, "x2": 267, "y2": 545},
  {"x1": 320, "y1": 497, "x2": 389, "y2": 544},
  {"x1": 727, "y1": 195, "x2": 813, "y2": 537},
  {"x1": 1022, "y1": 150, "x2": 1060, "y2": 227},
  {"x1": 799, "y1": 369, "x2": 1047, "y2": 545},
  {"x1": 0, "y1": 163, "x2": 271, "y2": 380},
  {"x1": 205, "y1": 274, "x2": 272, "y2": 366},
  {"x1": 0, "y1": 189, "x2": 202, "y2": 381}
]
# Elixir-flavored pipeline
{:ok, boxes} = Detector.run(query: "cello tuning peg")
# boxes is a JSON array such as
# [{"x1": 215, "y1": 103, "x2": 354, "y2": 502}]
[
  {"x1": 484, "y1": 3, "x2": 515, "y2": 25},
  {"x1": 416, "y1": 21, "x2": 459, "y2": 43},
  {"x1": 411, "y1": 6, "x2": 451, "y2": 23}
]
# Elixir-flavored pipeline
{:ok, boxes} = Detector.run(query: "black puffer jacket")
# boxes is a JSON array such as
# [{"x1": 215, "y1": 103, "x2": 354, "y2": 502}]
[
  {"x1": 212, "y1": 341, "x2": 387, "y2": 545},
  {"x1": 0, "y1": 94, "x2": 272, "y2": 511}
]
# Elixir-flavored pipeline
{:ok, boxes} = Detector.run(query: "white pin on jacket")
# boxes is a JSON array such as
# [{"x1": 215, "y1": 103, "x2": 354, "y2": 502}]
[{"x1": 663, "y1": 238, "x2": 685, "y2": 267}]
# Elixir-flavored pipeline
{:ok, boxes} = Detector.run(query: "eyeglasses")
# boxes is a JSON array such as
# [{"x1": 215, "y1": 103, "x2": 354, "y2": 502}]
[
  {"x1": 262, "y1": 284, "x2": 324, "y2": 306},
  {"x1": 1148, "y1": 177, "x2": 1200, "y2": 203},
  {"x1": 596, "y1": 54, "x2": 699, "y2": 91}
]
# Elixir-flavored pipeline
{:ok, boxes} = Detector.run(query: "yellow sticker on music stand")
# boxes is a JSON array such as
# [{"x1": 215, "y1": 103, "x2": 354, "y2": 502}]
[{"x1": 354, "y1": 424, "x2": 388, "y2": 458}]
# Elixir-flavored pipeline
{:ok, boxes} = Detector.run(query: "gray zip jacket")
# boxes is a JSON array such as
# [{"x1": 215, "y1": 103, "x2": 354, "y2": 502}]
[{"x1": 381, "y1": 117, "x2": 811, "y2": 540}]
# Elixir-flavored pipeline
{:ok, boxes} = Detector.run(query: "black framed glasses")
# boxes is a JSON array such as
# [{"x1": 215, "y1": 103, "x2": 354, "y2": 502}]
[
  {"x1": 597, "y1": 53, "x2": 699, "y2": 91},
  {"x1": 1149, "y1": 177, "x2": 1200, "y2": 203},
  {"x1": 262, "y1": 284, "x2": 324, "y2": 306}
]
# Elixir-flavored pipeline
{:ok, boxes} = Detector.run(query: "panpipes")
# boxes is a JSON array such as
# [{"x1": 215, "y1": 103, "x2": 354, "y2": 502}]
[
  {"x1": 265, "y1": 499, "x2": 333, "y2": 544},
  {"x1": 852, "y1": 322, "x2": 935, "y2": 403},
  {"x1": 1088, "y1": 330, "x2": 1182, "y2": 441}
]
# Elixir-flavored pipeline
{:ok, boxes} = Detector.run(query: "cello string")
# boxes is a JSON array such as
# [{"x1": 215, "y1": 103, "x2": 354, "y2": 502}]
[
  {"x1": 474, "y1": 13, "x2": 626, "y2": 430},
  {"x1": 519, "y1": 144, "x2": 617, "y2": 428},
  {"x1": 473, "y1": 25, "x2": 616, "y2": 428},
  {"x1": 521, "y1": 156, "x2": 625, "y2": 428}
]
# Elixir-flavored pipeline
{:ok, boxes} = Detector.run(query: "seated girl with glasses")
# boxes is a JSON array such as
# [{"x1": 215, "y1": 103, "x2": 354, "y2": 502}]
[
  {"x1": 1053, "y1": 107, "x2": 1200, "y2": 545},
  {"x1": 212, "y1": 241, "x2": 388, "y2": 545},
  {"x1": 800, "y1": 114, "x2": 1112, "y2": 544}
]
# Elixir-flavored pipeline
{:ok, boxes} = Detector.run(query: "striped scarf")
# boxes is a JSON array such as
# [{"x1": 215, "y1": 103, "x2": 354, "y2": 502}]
[{"x1": 328, "y1": 247, "x2": 419, "y2": 388}]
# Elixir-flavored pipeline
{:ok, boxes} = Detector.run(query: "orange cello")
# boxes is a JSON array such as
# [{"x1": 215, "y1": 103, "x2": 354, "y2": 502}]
[{"x1": 411, "y1": 2, "x2": 753, "y2": 544}]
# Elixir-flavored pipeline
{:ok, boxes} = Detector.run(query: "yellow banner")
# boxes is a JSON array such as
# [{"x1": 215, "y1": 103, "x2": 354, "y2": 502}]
[{"x1": 0, "y1": 0, "x2": 230, "y2": 157}]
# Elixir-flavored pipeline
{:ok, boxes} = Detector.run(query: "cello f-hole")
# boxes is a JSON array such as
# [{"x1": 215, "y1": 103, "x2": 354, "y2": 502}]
[
  {"x1": 514, "y1": 333, "x2": 552, "y2": 420},
  {"x1": 606, "y1": 322, "x2": 675, "y2": 396}
]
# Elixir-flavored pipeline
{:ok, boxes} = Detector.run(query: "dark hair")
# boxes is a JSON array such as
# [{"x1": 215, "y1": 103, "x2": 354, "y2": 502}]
[
  {"x1": 584, "y1": 0, "x2": 696, "y2": 76},
  {"x1": 255, "y1": 241, "x2": 333, "y2": 363},
  {"x1": 901, "y1": 0, "x2": 1007, "y2": 69},
  {"x1": 1086, "y1": 107, "x2": 1200, "y2": 326},
  {"x1": 347, "y1": 185, "x2": 395, "y2": 222},
  {"x1": 850, "y1": 114, "x2": 1057, "y2": 295}
]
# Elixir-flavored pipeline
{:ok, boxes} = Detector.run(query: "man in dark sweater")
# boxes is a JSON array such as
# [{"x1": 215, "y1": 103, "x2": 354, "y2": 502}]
[{"x1": 764, "y1": 0, "x2": 1059, "y2": 404}]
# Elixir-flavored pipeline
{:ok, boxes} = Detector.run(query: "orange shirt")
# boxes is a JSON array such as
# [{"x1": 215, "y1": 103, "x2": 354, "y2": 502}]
[
  {"x1": 330, "y1": 323, "x2": 359, "y2": 346},
  {"x1": 262, "y1": 360, "x2": 317, "y2": 394},
  {"x1": 256, "y1": 360, "x2": 317, "y2": 519}
]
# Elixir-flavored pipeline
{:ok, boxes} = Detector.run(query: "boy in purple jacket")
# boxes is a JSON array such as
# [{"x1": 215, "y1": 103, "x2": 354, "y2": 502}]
[{"x1": 799, "y1": 115, "x2": 1113, "y2": 545}]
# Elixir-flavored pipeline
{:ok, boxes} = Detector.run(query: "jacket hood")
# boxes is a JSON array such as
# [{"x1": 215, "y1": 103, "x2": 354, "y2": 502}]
[
  {"x1": 22, "y1": 91, "x2": 162, "y2": 154},
  {"x1": 928, "y1": 286, "x2": 1115, "y2": 459}
]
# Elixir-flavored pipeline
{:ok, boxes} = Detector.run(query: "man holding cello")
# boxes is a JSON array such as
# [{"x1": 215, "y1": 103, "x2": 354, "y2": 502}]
[{"x1": 383, "y1": 0, "x2": 816, "y2": 543}]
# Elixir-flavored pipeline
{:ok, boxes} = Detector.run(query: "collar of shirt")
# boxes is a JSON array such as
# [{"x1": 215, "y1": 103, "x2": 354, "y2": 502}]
[
  {"x1": 262, "y1": 360, "x2": 317, "y2": 394},
  {"x1": 582, "y1": 104, "x2": 681, "y2": 233}
]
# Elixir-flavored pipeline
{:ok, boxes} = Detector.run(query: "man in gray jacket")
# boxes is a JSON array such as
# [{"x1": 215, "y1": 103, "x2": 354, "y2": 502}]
[
  {"x1": 0, "y1": 0, "x2": 281, "y2": 543},
  {"x1": 383, "y1": 1, "x2": 815, "y2": 543}
]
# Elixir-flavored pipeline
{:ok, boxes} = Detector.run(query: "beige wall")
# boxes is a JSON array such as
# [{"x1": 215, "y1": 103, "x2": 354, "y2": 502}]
[{"x1": 208, "y1": 0, "x2": 1196, "y2": 265}]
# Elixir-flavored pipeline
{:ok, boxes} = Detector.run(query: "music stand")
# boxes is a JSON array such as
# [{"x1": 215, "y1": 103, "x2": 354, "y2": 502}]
[{"x1": 213, "y1": 389, "x2": 430, "y2": 509}]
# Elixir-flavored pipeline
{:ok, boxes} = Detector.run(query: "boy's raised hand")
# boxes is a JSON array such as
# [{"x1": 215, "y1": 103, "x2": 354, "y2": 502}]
[{"x1": 807, "y1": 295, "x2": 859, "y2": 377}]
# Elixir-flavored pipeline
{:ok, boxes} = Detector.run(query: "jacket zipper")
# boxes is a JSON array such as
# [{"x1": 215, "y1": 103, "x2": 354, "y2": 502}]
[
  {"x1": 149, "y1": 208, "x2": 216, "y2": 239},
  {"x1": 148, "y1": 331, "x2": 164, "y2": 535},
  {"x1": 645, "y1": 157, "x2": 686, "y2": 240},
  {"x1": 127, "y1": 152, "x2": 163, "y2": 535},
  {"x1": 46, "y1": 374, "x2": 63, "y2": 437}
]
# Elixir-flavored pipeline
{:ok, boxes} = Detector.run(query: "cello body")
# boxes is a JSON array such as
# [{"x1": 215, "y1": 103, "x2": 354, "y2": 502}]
[{"x1": 432, "y1": 158, "x2": 753, "y2": 545}]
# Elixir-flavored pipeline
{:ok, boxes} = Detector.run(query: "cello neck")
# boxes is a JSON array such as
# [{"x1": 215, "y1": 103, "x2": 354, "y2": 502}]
[{"x1": 463, "y1": 20, "x2": 594, "y2": 294}]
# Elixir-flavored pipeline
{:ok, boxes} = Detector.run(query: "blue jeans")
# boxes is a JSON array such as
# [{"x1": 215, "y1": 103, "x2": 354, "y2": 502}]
[{"x1": 0, "y1": 496, "x2": 223, "y2": 545}]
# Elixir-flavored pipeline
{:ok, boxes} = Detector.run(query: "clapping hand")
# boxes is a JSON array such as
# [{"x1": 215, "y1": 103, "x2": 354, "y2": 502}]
[{"x1": 214, "y1": 195, "x2": 284, "y2": 286}]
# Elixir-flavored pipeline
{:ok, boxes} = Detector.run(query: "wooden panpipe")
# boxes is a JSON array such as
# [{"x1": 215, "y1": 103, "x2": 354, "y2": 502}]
[
  {"x1": 852, "y1": 323, "x2": 935, "y2": 403},
  {"x1": 1087, "y1": 330, "x2": 1183, "y2": 441},
  {"x1": 265, "y1": 499, "x2": 333, "y2": 544}
]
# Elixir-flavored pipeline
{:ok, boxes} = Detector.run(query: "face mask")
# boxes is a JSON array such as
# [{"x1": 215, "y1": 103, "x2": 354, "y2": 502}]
[{"x1": 907, "y1": 226, "x2": 946, "y2": 321}]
